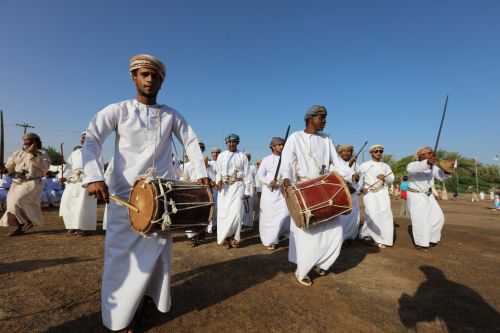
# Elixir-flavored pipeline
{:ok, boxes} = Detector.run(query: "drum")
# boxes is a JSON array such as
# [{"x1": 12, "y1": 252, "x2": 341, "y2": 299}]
[
  {"x1": 128, "y1": 178, "x2": 214, "y2": 234},
  {"x1": 285, "y1": 171, "x2": 352, "y2": 229}
]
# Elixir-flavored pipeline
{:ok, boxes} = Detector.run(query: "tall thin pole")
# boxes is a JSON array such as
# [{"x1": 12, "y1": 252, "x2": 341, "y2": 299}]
[{"x1": 475, "y1": 158, "x2": 479, "y2": 193}]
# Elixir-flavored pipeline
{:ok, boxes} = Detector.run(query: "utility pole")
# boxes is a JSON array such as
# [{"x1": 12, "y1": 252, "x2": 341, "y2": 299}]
[
  {"x1": 475, "y1": 158, "x2": 480, "y2": 194},
  {"x1": 16, "y1": 122, "x2": 35, "y2": 134}
]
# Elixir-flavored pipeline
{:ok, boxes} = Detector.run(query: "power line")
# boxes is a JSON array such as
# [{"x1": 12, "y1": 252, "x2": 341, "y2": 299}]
[{"x1": 15, "y1": 122, "x2": 35, "y2": 134}]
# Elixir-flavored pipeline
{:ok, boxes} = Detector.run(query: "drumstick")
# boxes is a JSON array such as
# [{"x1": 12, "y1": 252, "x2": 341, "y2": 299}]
[
  {"x1": 364, "y1": 171, "x2": 394, "y2": 191},
  {"x1": 110, "y1": 195, "x2": 140, "y2": 213}
]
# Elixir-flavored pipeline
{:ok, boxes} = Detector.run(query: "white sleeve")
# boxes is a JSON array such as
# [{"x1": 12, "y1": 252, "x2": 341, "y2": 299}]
[
  {"x1": 258, "y1": 158, "x2": 275, "y2": 187},
  {"x1": 63, "y1": 153, "x2": 73, "y2": 178},
  {"x1": 407, "y1": 160, "x2": 431, "y2": 175},
  {"x1": 82, "y1": 105, "x2": 119, "y2": 185},
  {"x1": 215, "y1": 156, "x2": 223, "y2": 183},
  {"x1": 172, "y1": 111, "x2": 207, "y2": 180},
  {"x1": 242, "y1": 154, "x2": 250, "y2": 196},
  {"x1": 280, "y1": 136, "x2": 296, "y2": 181},
  {"x1": 385, "y1": 164, "x2": 395, "y2": 184},
  {"x1": 432, "y1": 165, "x2": 449, "y2": 181}
]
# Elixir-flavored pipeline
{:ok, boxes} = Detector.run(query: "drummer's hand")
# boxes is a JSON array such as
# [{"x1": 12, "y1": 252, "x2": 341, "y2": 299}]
[
  {"x1": 348, "y1": 157, "x2": 356, "y2": 167},
  {"x1": 377, "y1": 174, "x2": 385, "y2": 181},
  {"x1": 87, "y1": 181, "x2": 109, "y2": 203},
  {"x1": 59, "y1": 177, "x2": 67, "y2": 183},
  {"x1": 270, "y1": 179, "x2": 279, "y2": 191},
  {"x1": 282, "y1": 178, "x2": 291, "y2": 196},
  {"x1": 198, "y1": 177, "x2": 209, "y2": 186}
]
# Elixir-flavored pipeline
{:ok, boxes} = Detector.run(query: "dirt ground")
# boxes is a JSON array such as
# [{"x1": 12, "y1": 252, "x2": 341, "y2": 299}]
[{"x1": 1, "y1": 199, "x2": 499, "y2": 333}]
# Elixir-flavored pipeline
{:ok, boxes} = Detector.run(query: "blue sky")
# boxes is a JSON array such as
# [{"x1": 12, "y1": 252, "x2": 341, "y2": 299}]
[{"x1": 1, "y1": 0, "x2": 499, "y2": 164}]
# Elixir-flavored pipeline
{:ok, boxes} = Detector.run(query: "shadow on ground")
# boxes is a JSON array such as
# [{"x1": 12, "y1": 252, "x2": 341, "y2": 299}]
[
  {"x1": 0, "y1": 257, "x2": 95, "y2": 275},
  {"x1": 399, "y1": 265, "x2": 500, "y2": 333}
]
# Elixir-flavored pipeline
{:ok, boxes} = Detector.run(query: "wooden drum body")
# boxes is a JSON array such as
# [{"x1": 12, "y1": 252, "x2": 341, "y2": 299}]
[
  {"x1": 128, "y1": 178, "x2": 213, "y2": 235},
  {"x1": 285, "y1": 172, "x2": 352, "y2": 230}
]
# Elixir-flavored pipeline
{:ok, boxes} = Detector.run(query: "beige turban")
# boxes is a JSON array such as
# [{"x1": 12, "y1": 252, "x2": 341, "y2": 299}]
[
  {"x1": 129, "y1": 54, "x2": 166, "y2": 80},
  {"x1": 337, "y1": 144, "x2": 354, "y2": 153},
  {"x1": 369, "y1": 144, "x2": 384, "y2": 153},
  {"x1": 416, "y1": 146, "x2": 433, "y2": 158}
]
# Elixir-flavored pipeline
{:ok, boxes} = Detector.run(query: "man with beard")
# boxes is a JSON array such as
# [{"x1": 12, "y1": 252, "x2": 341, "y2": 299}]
[
  {"x1": 215, "y1": 133, "x2": 250, "y2": 248},
  {"x1": 258, "y1": 137, "x2": 290, "y2": 250},
  {"x1": 358, "y1": 144, "x2": 395, "y2": 248},
  {"x1": 406, "y1": 146, "x2": 450, "y2": 249},
  {"x1": 336, "y1": 144, "x2": 361, "y2": 243},
  {"x1": 82, "y1": 54, "x2": 207, "y2": 332},
  {"x1": 281, "y1": 105, "x2": 354, "y2": 286},
  {"x1": 0, "y1": 133, "x2": 50, "y2": 236}
]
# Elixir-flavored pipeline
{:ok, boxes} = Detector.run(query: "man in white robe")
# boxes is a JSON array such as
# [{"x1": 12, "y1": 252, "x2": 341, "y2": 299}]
[
  {"x1": 336, "y1": 144, "x2": 361, "y2": 242},
  {"x1": 59, "y1": 133, "x2": 97, "y2": 235},
  {"x1": 82, "y1": 54, "x2": 208, "y2": 332},
  {"x1": 407, "y1": 146, "x2": 450, "y2": 249},
  {"x1": 0, "y1": 133, "x2": 50, "y2": 236},
  {"x1": 215, "y1": 133, "x2": 249, "y2": 248},
  {"x1": 258, "y1": 137, "x2": 290, "y2": 250},
  {"x1": 358, "y1": 144, "x2": 395, "y2": 248},
  {"x1": 243, "y1": 152, "x2": 257, "y2": 229},
  {"x1": 281, "y1": 105, "x2": 354, "y2": 286}
]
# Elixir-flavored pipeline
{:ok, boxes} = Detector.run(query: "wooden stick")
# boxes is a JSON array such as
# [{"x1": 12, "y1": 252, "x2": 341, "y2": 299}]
[{"x1": 110, "y1": 195, "x2": 140, "y2": 213}]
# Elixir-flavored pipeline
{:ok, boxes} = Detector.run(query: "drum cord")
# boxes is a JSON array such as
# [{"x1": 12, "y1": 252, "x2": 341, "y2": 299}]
[
  {"x1": 150, "y1": 179, "x2": 213, "y2": 232},
  {"x1": 293, "y1": 179, "x2": 351, "y2": 227}
]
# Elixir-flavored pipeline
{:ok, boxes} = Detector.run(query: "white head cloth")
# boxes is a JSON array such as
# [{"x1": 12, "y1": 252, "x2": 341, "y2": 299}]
[
  {"x1": 369, "y1": 144, "x2": 384, "y2": 153},
  {"x1": 129, "y1": 54, "x2": 166, "y2": 80}
]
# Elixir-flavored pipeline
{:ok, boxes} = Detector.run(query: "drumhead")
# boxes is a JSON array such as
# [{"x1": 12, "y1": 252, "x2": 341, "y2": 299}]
[
  {"x1": 285, "y1": 186, "x2": 306, "y2": 229},
  {"x1": 129, "y1": 179, "x2": 157, "y2": 233}
]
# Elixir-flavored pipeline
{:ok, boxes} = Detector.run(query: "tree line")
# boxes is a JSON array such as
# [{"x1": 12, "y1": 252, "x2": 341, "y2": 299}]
[
  {"x1": 45, "y1": 145, "x2": 500, "y2": 193},
  {"x1": 383, "y1": 151, "x2": 500, "y2": 193}
]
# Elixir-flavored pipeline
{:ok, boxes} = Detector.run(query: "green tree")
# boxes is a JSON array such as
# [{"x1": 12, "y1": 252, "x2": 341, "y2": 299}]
[{"x1": 45, "y1": 146, "x2": 64, "y2": 165}]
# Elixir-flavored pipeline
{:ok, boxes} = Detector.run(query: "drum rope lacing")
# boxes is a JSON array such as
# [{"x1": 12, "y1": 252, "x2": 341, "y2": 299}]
[
  {"x1": 146, "y1": 178, "x2": 212, "y2": 231},
  {"x1": 293, "y1": 176, "x2": 351, "y2": 226}
]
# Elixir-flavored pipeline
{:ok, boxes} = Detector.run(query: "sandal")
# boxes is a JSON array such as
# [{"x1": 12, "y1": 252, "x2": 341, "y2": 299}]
[
  {"x1": 296, "y1": 275, "x2": 313, "y2": 287},
  {"x1": 8, "y1": 227, "x2": 25, "y2": 237},
  {"x1": 22, "y1": 222, "x2": 33, "y2": 232},
  {"x1": 313, "y1": 267, "x2": 327, "y2": 276}
]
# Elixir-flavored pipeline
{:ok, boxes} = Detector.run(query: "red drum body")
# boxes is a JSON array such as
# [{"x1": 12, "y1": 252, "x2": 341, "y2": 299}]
[
  {"x1": 285, "y1": 172, "x2": 352, "y2": 229},
  {"x1": 128, "y1": 178, "x2": 213, "y2": 235}
]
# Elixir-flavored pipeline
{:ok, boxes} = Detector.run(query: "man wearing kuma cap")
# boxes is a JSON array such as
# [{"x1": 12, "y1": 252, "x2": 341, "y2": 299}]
[
  {"x1": 281, "y1": 105, "x2": 355, "y2": 286},
  {"x1": 358, "y1": 144, "x2": 395, "y2": 248},
  {"x1": 82, "y1": 54, "x2": 208, "y2": 332}
]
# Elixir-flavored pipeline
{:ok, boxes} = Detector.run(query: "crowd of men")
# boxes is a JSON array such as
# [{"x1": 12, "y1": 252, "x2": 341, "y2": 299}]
[{"x1": 0, "y1": 54, "x2": 497, "y2": 332}]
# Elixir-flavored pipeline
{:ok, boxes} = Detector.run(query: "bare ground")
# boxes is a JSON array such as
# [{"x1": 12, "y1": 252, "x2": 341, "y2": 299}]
[{"x1": 1, "y1": 199, "x2": 499, "y2": 333}]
